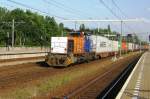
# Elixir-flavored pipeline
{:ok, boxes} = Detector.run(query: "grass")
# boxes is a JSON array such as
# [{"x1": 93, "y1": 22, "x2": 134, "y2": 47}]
[
  {"x1": 1, "y1": 88, "x2": 32, "y2": 99},
  {"x1": 1, "y1": 64, "x2": 102, "y2": 99},
  {"x1": 37, "y1": 67, "x2": 93, "y2": 94}
]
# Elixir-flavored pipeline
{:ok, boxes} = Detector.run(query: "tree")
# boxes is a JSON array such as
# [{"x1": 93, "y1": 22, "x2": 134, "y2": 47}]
[
  {"x1": 107, "y1": 24, "x2": 111, "y2": 34},
  {"x1": 79, "y1": 24, "x2": 85, "y2": 31},
  {"x1": 0, "y1": 7, "x2": 63, "y2": 46},
  {"x1": 59, "y1": 23, "x2": 64, "y2": 36}
]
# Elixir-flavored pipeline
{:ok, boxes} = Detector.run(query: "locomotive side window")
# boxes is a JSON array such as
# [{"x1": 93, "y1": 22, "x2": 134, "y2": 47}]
[{"x1": 68, "y1": 40, "x2": 74, "y2": 53}]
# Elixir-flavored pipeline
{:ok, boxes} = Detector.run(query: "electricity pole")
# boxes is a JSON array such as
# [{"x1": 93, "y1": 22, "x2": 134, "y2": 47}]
[
  {"x1": 120, "y1": 21, "x2": 123, "y2": 57},
  {"x1": 1, "y1": 19, "x2": 25, "y2": 48},
  {"x1": 12, "y1": 19, "x2": 15, "y2": 47},
  {"x1": 75, "y1": 21, "x2": 77, "y2": 31}
]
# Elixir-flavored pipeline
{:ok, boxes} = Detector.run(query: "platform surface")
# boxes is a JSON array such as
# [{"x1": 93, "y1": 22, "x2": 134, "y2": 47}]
[
  {"x1": 116, "y1": 51, "x2": 150, "y2": 99},
  {"x1": 0, "y1": 47, "x2": 49, "y2": 54}
]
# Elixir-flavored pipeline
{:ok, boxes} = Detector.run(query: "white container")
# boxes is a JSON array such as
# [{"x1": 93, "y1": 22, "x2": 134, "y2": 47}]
[
  {"x1": 108, "y1": 40, "x2": 112, "y2": 52},
  {"x1": 90, "y1": 35, "x2": 111, "y2": 53},
  {"x1": 128, "y1": 43, "x2": 133, "y2": 51},
  {"x1": 132, "y1": 43, "x2": 135, "y2": 50},
  {"x1": 135, "y1": 44, "x2": 139, "y2": 50},
  {"x1": 51, "y1": 37, "x2": 68, "y2": 54},
  {"x1": 112, "y1": 40, "x2": 119, "y2": 52},
  {"x1": 89, "y1": 35, "x2": 96, "y2": 52}
]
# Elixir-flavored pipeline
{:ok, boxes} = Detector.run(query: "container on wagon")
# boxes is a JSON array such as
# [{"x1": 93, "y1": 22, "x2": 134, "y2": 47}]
[
  {"x1": 135, "y1": 44, "x2": 139, "y2": 50},
  {"x1": 90, "y1": 35, "x2": 110, "y2": 53},
  {"x1": 132, "y1": 43, "x2": 136, "y2": 51},
  {"x1": 107, "y1": 40, "x2": 112, "y2": 52},
  {"x1": 144, "y1": 44, "x2": 149, "y2": 50},
  {"x1": 128, "y1": 43, "x2": 134, "y2": 51},
  {"x1": 128, "y1": 43, "x2": 132, "y2": 51},
  {"x1": 84, "y1": 36, "x2": 92, "y2": 52},
  {"x1": 112, "y1": 40, "x2": 119, "y2": 52},
  {"x1": 132, "y1": 43, "x2": 134, "y2": 51},
  {"x1": 121, "y1": 41, "x2": 127, "y2": 50},
  {"x1": 89, "y1": 35, "x2": 96, "y2": 52}
]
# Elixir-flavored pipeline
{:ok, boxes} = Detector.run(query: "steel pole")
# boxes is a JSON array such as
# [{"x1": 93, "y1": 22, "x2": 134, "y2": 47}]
[
  {"x1": 75, "y1": 21, "x2": 77, "y2": 31},
  {"x1": 120, "y1": 21, "x2": 123, "y2": 57},
  {"x1": 12, "y1": 19, "x2": 14, "y2": 47}
]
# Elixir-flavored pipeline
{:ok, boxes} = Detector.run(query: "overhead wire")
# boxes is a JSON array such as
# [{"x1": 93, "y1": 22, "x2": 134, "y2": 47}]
[
  {"x1": 111, "y1": 0, "x2": 140, "y2": 33},
  {"x1": 99, "y1": 0, "x2": 136, "y2": 33},
  {"x1": 47, "y1": 0, "x2": 92, "y2": 18},
  {"x1": 6, "y1": 0, "x2": 68, "y2": 20},
  {"x1": 43, "y1": 0, "x2": 98, "y2": 30},
  {"x1": 99, "y1": 0, "x2": 122, "y2": 19},
  {"x1": 43, "y1": 0, "x2": 102, "y2": 31},
  {"x1": 98, "y1": 0, "x2": 126, "y2": 33},
  {"x1": 43, "y1": 0, "x2": 82, "y2": 18},
  {"x1": 111, "y1": 0, "x2": 150, "y2": 42},
  {"x1": 111, "y1": 0, "x2": 128, "y2": 18}
]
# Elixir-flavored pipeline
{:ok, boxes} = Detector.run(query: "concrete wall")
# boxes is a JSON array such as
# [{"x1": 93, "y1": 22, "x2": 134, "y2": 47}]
[
  {"x1": 0, "y1": 47, "x2": 50, "y2": 54},
  {"x1": 0, "y1": 53, "x2": 47, "y2": 60},
  {"x1": 0, "y1": 47, "x2": 49, "y2": 60}
]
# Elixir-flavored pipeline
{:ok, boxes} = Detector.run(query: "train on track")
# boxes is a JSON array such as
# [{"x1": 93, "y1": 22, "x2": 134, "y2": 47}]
[{"x1": 45, "y1": 32, "x2": 149, "y2": 67}]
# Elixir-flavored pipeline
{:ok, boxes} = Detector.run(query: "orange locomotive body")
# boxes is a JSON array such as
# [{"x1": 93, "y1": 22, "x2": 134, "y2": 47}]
[{"x1": 70, "y1": 33, "x2": 85, "y2": 54}]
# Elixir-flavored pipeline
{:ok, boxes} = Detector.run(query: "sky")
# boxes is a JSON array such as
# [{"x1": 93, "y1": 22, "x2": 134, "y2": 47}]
[{"x1": 0, "y1": 0, "x2": 150, "y2": 42}]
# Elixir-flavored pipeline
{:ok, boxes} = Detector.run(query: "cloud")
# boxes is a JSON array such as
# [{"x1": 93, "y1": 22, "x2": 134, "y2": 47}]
[
  {"x1": 147, "y1": 7, "x2": 150, "y2": 11},
  {"x1": 140, "y1": 18, "x2": 150, "y2": 23}
]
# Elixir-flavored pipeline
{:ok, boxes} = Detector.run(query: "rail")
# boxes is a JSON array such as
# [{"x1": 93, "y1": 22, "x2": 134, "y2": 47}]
[
  {"x1": 99, "y1": 57, "x2": 140, "y2": 99},
  {"x1": 63, "y1": 54, "x2": 141, "y2": 99}
]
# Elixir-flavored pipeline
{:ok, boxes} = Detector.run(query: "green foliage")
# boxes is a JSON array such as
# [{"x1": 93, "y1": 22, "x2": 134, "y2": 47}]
[
  {"x1": 0, "y1": 7, "x2": 61, "y2": 47},
  {"x1": 79, "y1": 24, "x2": 85, "y2": 31},
  {"x1": 79, "y1": 24, "x2": 116, "y2": 36}
]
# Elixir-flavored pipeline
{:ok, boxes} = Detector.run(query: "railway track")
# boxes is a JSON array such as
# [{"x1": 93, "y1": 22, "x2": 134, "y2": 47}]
[
  {"x1": 0, "y1": 55, "x2": 115, "y2": 97},
  {"x1": 98, "y1": 56, "x2": 140, "y2": 99},
  {"x1": 0, "y1": 52, "x2": 142, "y2": 98},
  {"x1": 63, "y1": 54, "x2": 141, "y2": 99}
]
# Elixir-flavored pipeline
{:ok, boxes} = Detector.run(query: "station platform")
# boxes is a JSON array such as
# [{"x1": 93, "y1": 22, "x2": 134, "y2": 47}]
[
  {"x1": 116, "y1": 51, "x2": 150, "y2": 99},
  {"x1": 0, "y1": 47, "x2": 49, "y2": 60},
  {"x1": 0, "y1": 47, "x2": 49, "y2": 54}
]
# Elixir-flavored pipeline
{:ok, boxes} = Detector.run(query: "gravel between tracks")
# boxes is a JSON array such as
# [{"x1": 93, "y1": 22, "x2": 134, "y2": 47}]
[{"x1": 0, "y1": 52, "x2": 141, "y2": 99}]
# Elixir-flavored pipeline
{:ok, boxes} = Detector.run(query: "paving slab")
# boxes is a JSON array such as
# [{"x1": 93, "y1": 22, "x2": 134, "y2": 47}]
[{"x1": 116, "y1": 51, "x2": 150, "y2": 99}]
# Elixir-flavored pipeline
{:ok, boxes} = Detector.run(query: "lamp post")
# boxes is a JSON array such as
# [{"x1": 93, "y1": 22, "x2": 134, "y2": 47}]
[{"x1": 119, "y1": 21, "x2": 123, "y2": 57}]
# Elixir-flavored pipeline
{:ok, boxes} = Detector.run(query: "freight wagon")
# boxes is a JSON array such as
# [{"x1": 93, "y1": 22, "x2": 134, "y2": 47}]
[
  {"x1": 89, "y1": 35, "x2": 117, "y2": 58},
  {"x1": 121, "y1": 41, "x2": 128, "y2": 54},
  {"x1": 112, "y1": 40, "x2": 119, "y2": 55},
  {"x1": 142, "y1": 44, "x2": 149, "y2": 51},
  {"x1": 128, "y1": 43, "x2": 134, "y2": 51},
  {"x1": 90, "y1": 35, "x2": 109, "y2": 58}
]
